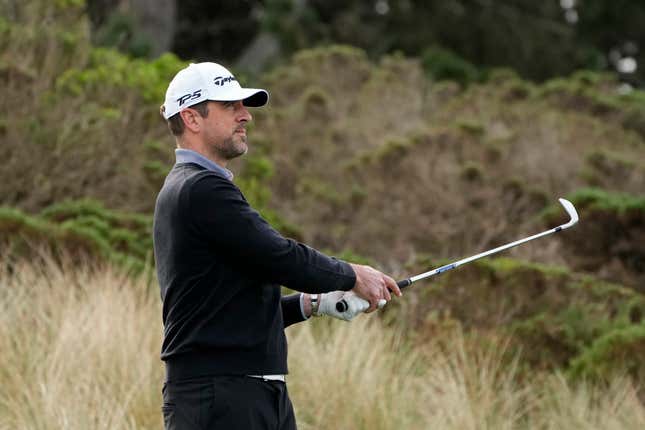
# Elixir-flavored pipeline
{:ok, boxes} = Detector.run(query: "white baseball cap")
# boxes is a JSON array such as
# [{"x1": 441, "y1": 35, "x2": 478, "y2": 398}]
[{"x1": 161, "y1": 62, "x2": 269, "y2": 119}]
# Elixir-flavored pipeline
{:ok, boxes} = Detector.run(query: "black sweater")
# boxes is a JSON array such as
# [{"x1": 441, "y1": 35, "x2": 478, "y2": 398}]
[{"x1": 153, "y1": 162, "x2": 356, "y2": 381}]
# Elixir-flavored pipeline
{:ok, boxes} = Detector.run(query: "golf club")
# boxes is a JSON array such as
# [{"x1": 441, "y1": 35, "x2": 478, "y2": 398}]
[{"x1": 336, "y1": 198, "x2": 579, "y2": 312}]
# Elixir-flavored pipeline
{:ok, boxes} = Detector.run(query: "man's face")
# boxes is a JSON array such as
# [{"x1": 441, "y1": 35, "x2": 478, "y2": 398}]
[{"x1": 201, "y1": 100, "x2": 252, "y2": 161}]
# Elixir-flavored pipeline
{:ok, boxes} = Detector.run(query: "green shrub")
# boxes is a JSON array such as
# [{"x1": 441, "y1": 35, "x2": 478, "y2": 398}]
[
  {"x1": 568, "y1": 188, "x2": 645, "y2": 214},
  {"x1": 537, "y1": 71, "x2": 645, "y2": 138},
  {"x1": 569, "y1": 324, "x2": 645, "y2": 383},
  {"x1": 541, "y1": 188, "x2": 645, "y2": 228},
  {"x1": 540, "y1": 189, "x2": 645, "y2": 290},
  {"x1": 455, "y1": 119, "x2": 486, "y2": 137},
  {"x1": 1, "y1": 201, "x2": 152, "y2": 273},
  {"x1": 393, "y1": 256, "x2": 645, "y2": 374},
  {"x1": 296, "y1": 178, "x2": 342, "y2": 205},
  {"x1": 55, "y1": 48, "x2": 184, "y2": 104},
  {"x1": 92, "y1": 11, "x2": 153, "y2": 58},
  {"x1": 421, "y1": 46, "x2": 481, "y2": 86},
  {"x1": 0, "y1": 207, "x2": 56, "y2": 247},
  {"x1": 460, "y1": 162, "x2": 483, "y2": 182},
  {"x1": 371, "y1": 137, "x2": 413, "y2": 163}
]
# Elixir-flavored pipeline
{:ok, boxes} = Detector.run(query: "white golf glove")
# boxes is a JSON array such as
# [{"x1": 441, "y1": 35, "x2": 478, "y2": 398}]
[{"x1": 315, "y1": 291, "x2": 386, "y2": 321}]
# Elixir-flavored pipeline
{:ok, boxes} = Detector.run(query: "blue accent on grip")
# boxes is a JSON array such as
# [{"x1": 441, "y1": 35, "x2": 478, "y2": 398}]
[{"x1": 436, "y1": 264, "x2": 456, "y2": 274}]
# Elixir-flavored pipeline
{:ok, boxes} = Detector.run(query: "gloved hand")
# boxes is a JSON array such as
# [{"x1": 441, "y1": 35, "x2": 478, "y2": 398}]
[{"x1": 315, "y1": 291, "x2": 385, "y2": 321}]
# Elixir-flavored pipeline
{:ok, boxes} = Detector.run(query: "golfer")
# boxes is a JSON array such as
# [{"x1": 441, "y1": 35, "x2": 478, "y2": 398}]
[{"x1": 154, "y1": 62, "x2": 401, "y2": 430}]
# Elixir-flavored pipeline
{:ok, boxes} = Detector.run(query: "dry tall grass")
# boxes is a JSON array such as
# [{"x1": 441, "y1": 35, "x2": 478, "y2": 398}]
[
  {"x1": 0, "y1": 255, "x2": 163, "y2": 430},
  {"x1": 1, "y1": 257, "x2": 644, "y2": 429}
]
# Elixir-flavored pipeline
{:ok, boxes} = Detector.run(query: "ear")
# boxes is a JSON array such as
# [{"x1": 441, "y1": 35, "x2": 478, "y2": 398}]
[{"x1": 179, "y1": 108, "x2": 202, "y2": 133}]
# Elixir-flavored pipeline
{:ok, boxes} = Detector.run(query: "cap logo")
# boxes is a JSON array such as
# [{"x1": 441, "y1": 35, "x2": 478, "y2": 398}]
[
  {"x1": 177, "y1": 89, "x2": 202, "y2": 106},
  {"x1": 213, "y1": 76, "x2": 236, "y2": 86}
]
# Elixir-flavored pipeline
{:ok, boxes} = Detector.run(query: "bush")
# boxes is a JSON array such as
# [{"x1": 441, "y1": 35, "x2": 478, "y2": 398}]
[
  {"x1": 537, "y1": 70, "x2": 645, "y2": 138},
  {"x1": 421, "y1": 46, "x2": 481, "y2": 86},
  {"x1": 569, "y1": 324, "x2": 645, "y2": 383},
  {"x1": 0, "y1": 0, "x2": 185, "y2": 213},
  {"x1": 0, "y1": 200, "x2": 152, "y2": 273},
  {"x1": 388, "y1": 257, "x2": 645, "y2": 373}
]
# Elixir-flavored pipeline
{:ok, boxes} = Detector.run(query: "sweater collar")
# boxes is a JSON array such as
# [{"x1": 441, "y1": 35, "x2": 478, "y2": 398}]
[{"x1": 175, "y1": 149, "x2": 234, "y2": 181}]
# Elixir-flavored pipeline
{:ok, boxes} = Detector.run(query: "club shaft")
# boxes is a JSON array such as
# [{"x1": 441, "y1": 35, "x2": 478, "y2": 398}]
[
  {"x1": 408, "y1": 225, "x2": 562, "y2": 285},
  {"x1": 336, "y1": 227, "x2": 562, "y2": 311},
  {"x1": 335, "y1": 197, "x2": 578, "y2": 312},
  {"x1": 336, "y1": 226, "x2": 563, "y2": 312}
]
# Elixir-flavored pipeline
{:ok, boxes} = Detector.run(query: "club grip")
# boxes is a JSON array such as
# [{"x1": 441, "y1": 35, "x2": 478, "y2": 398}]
[
  {"x1": 335, "y1": 278, "x2": 412, "y2": 312},
  {"x1": 335, "y1": 300, "x2": 348, "y2": 312},
  {"x1": 397, "y1": 279, "x2": 412, "y2": 289}
]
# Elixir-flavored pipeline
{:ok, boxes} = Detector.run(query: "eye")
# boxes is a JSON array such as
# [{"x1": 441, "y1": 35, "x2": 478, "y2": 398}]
[{"x1": 222, "y1": 101, "x2": 235, "y2": 108}]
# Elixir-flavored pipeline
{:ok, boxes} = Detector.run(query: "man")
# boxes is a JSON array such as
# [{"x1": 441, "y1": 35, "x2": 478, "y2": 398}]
[{"x1": 154, "y1": 62, "x2": 401, "y2": 430}]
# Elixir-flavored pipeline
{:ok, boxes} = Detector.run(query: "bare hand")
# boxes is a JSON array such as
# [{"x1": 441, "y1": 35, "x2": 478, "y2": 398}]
[{"x1": 349, "y1": 263, "x2": 402, "y2": 313}]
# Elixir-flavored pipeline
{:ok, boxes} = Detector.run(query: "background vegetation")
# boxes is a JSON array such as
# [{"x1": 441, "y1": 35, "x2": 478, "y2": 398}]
[
  {"x1": 2, "y1": 257, "x2": 645, "y2": 429},
  {"x1": 88, "y1": 0, "x2": 645, "y2": 86},
  {"x1": 1, "y1": 0, "x2": 644, "y2": 428}
]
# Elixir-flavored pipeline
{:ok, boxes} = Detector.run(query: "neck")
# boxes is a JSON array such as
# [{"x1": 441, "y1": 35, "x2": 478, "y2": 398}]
[{"x1": 177, "y1": 139, "x2": 228, "y2": 168}]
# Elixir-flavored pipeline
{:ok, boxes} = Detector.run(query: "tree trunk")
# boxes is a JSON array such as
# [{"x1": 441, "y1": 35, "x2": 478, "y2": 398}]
[{"x1": 130, "y1": 0, "x2": 176, "y2": 57}]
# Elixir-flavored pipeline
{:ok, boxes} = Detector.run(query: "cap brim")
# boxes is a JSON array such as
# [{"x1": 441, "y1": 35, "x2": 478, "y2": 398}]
[
  {"x1": 208, "y1": 88, "x2": 269, "y2": 107},
  {"x1": 242, "y1": 89, "x2": 269, "y2": 107}
]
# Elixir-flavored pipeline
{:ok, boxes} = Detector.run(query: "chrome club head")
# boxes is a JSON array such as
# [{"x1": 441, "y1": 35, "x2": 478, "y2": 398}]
[{"x1": 558, "y1": 198, "x2": 579, "y2": 230}]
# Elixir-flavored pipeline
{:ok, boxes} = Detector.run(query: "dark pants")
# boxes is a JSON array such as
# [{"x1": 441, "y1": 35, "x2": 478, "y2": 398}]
[{"x1": 162, "y1": 375, "x2": 297, "y2": 430}]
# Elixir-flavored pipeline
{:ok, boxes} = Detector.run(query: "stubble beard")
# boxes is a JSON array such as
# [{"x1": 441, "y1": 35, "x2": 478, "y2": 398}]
[{"x1": 217, "y1": 134, "x2": 248, "y2": 161}]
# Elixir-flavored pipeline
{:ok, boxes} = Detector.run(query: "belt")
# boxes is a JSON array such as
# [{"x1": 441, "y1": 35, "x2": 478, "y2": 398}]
[{"x1": 247, "y1": 374, "x2": 286, "y2": 382}]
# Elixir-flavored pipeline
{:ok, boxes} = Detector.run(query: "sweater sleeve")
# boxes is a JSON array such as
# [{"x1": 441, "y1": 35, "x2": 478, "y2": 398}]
[
  {"x1": 188, "y1": 174, "x2": 356, "y2": 293},
  {"x1": 281, "y1": 294, "x2": 307, "y2": 328}
]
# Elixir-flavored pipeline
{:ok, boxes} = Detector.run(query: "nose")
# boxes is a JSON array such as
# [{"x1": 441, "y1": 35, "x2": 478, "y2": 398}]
[{"x1": 237, "y1": 102, "x2": 252, "y2": 123}]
